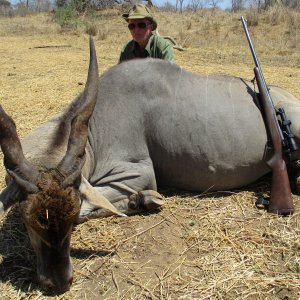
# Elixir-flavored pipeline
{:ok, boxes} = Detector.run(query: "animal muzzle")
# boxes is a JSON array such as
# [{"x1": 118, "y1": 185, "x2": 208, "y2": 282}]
[
  {"x1": 39, "y1": 274, "x2": 73, "y2": 294},
  {"x1": 37, "y1": 257, "x2": 73, "y2": 294}
]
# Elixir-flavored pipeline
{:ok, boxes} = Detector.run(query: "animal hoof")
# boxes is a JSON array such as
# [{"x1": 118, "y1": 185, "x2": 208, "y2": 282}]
[
  {"x1": 129, "y1": 190, "x2": 164, "y2": 211},
  {"x1": 141, "y1": 190, "x2": 164, "y2": 210},
  {"x1": 128, "y1": 195, "x2": 140, "y2": 210},
  {"x1": 143, "y1": 196, "x2": 164, "y2": 210}
]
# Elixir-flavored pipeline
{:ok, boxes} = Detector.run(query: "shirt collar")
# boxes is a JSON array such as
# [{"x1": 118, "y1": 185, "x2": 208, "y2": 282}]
[{"x1": 132, "y1": 34, "x2": 154, "y2": 55}]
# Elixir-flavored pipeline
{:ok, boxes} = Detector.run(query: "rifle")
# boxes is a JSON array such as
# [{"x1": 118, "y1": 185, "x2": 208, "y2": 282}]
[{"x1": 241, "y1": 16, "x2": 296, "y2": 215}]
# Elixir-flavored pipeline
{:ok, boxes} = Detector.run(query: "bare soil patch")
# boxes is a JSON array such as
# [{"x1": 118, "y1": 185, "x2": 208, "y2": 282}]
[{"x1": 0, "y1": 11, "x2": 299, "y2": 300}]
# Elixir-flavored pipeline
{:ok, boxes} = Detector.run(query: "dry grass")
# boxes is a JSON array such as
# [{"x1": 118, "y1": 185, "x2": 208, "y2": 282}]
[
  {"x1": 0, "y1": 7, "x2": 300, "y2": 300},
  {"x1": 1, "y1": 189, "x2": 299, "y2": 299}
]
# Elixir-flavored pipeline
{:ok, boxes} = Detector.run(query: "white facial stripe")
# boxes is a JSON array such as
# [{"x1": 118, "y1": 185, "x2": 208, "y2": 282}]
[
  {"x1": 29, "y1": 225, "x2": 72, "y2": 249},
  {"x1": 59, "y1": 226, "x2": 73, "y2": 248}
]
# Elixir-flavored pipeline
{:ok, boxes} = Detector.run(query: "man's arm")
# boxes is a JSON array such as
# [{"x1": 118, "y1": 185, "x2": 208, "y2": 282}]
[{"x1": 160, "y1": 42, "x2": 175, "y2": 62}]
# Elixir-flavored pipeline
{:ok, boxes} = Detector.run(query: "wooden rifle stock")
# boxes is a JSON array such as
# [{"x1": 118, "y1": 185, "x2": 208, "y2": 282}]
[{"x1": 254, "y1": 67, "x2": 294, "y2": 215}]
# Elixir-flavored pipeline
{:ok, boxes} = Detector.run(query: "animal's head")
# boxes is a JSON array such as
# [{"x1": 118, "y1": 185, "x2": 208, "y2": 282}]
[{"x1": 0, "y1": 36, "x2": 98, "y2": 294}]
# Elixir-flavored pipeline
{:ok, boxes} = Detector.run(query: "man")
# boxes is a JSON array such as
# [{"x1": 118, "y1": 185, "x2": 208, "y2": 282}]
[{"x1": 119, "y1": 4, "x2": 174, "y2": 63}]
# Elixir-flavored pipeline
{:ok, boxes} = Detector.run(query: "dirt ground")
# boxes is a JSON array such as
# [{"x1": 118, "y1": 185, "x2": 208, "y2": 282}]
[{"x1": 0, "y1": 12, "x2": 300, "y2": 300}]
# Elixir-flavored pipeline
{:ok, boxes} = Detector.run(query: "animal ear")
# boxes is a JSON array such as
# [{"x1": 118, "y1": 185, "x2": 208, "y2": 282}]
[
  {"x1": 0, "y1": 181, "x2": 23, "y2": 219},
  {"x1": 0, "y1": 105, "x2": 39, "y2": 192},
  {"x1": 58, "y1": 35, "x2": 99, "y2": 186},
  {"x1": 60, "y1": 157, "x2": 85, "y2": 188},
  {"x1": 6, "y1": 169, "x2": 39, "y2": 193}
]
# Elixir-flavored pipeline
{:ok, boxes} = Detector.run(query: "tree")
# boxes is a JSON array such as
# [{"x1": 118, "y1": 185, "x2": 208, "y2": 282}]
[
  {"x1": 0, "y1": 0, "x2": 10, "y2": 6},
  {"x1": 56, "y1": 0, "x2": 68, "y2": 7},
  {"x1": 232, "y1": 0, "x2": 244, "y2": 11},
  {"x1": 247, "y1": 0, "x2": 300, "y2": 9},
  {"x1": 188, "y1": 0, "x2": 206, "y2": 12},
  {"x1": 177, "y1": 0, "x2": 185, "y2": 13},
  {"x1": 280, "y1": 0, "x2": 300, "y2": 8},
  {"x1": 160, "y1": 1, "x2": 176, "y2": 11},
  {"x1": 208, "y1": 0, "x2": 223, "y2": 9}
]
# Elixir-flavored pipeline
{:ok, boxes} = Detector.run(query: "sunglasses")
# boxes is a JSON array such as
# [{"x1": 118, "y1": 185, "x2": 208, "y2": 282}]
[{"x1": 128, "y1": 22, "x2": 151, "y2": 30}]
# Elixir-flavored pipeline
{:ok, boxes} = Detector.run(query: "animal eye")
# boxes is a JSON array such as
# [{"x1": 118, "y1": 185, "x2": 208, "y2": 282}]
[{"x1": 38, "y1": 217, "x2": 48, "y2": 227}]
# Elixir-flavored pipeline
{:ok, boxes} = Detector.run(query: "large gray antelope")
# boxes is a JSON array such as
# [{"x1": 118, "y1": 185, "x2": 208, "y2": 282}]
[{"x1": 0, "y1": 36, "x2": 300, "y2": 293}]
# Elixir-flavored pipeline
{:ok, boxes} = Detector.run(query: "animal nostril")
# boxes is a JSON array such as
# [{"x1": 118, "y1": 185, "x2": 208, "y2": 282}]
[{"x1": 42, "y1": 280, "x2": 55, "y2": 291}]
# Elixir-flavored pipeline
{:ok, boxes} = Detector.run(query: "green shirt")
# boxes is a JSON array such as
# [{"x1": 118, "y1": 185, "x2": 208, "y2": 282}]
[{"x1": 119, "y1": 35, "x2": 174, "y2": 63}]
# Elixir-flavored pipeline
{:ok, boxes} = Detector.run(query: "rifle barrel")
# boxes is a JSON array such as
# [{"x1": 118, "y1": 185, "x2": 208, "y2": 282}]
[
  {"x1": 241, "y1": 16, "x2": 260, "y2": 69},
  {"x1": 241, "y1": 16, "x2": 284, "y2": 141},
  {"x1": 241, "y1": 16, "x2": 269, "y2": 93}
]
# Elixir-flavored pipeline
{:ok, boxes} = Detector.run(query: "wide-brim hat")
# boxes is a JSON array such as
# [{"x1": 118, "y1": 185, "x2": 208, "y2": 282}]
[{"x1": 122, "y1": 4, "x2": 157, "y2": 30}]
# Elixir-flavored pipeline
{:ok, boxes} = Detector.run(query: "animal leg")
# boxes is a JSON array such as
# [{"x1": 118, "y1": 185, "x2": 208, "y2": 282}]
[
  {"x1": 77, "y1": 196, "x2": 130, "y2": 223},
  {"x1": 128, "y1": 190, "x2": 164, "y2": 211},
  {"x1": 77, "y1": 190, "x2": 164, "y2": 223},
  {"x1": 77, "y1": 159, "x2": 163, "y2": 223}
]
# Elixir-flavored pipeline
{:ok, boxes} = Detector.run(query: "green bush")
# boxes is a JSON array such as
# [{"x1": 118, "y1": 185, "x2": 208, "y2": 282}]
[
  {"x1": 55, "y1": 4, "x2": 80, "y2": 29},
  {"x1": 15, "y1": 3, "x2": 30, "y2": 17},
  {"x1": 72, "y1": 0, "x2": 91, "y2": 13},
  {"x1": 85, "y1": 22, "x2": 98, "y2": 36},
  {"x1": 0, "y1": 0, "x2": 10, "y2": 6}
]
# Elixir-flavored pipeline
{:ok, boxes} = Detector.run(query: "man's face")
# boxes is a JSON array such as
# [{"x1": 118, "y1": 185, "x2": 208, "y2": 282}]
[{"x1": 128, "y1": 18, "x2": 153, "y2": 47}]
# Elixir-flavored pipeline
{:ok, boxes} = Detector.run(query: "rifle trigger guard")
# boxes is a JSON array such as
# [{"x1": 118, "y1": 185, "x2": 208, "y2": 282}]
[{"x1": 255, "y1": 196, "x2": 270, "y2": 210}]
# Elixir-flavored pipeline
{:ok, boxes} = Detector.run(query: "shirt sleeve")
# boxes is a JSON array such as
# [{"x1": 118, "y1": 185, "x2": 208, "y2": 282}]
[{"x1": 161, "y1": 42, "x2": 175, "y2": 63}]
